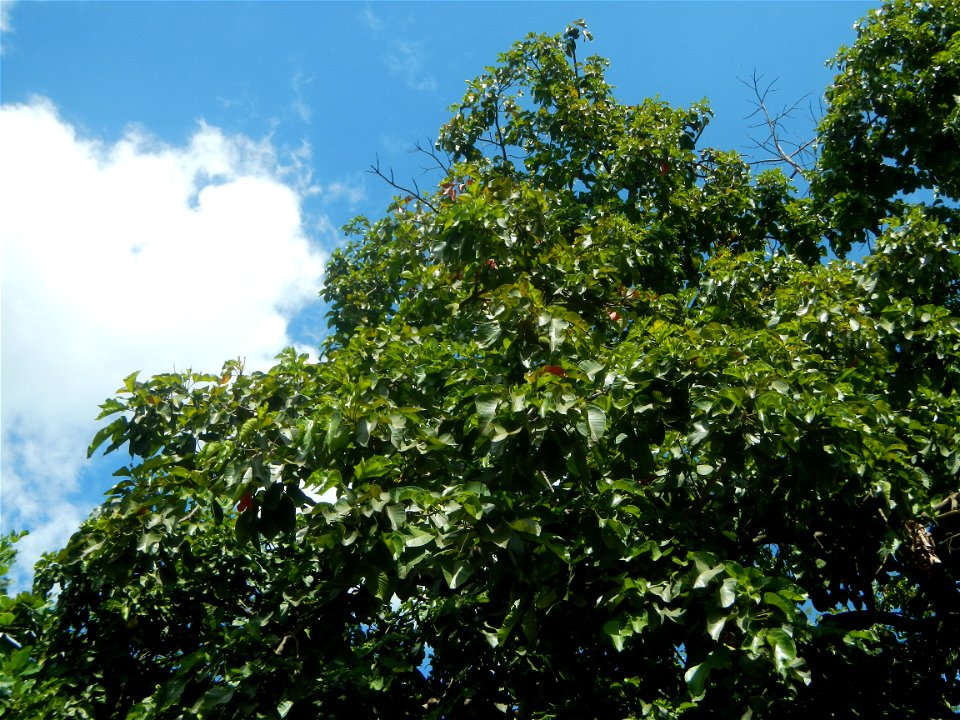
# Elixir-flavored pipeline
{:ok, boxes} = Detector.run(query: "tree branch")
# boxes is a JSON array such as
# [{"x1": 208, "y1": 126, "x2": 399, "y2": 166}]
[
  {"x1": 933, "y1": 493, "x2": 959, "y2": 516},
  {"x1": 413, "y1": 138, "x2": 452, "y2": 176},
  {"x1": 492, "y1": 101, "x2": 510, "y2": 165},
  {"x1": 740, "y1": 72, "x2": 819, "y2": 181},
  {"x1": 368, "y1": 155, "x2": 438, "y2": 212}
]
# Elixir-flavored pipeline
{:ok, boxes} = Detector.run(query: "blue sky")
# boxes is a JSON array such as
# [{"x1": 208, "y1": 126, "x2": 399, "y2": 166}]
[{"x1": 1, "y1": 0, "x2": 875, "y2": 586}]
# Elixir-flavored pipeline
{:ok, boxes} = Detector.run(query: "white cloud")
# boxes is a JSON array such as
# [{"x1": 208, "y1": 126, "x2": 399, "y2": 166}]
[
  {"x1": 360, "y1": 6, "x2": 435, "y2": 94},
  {"x1": 360, "y1": 5, "x2": 383, "y2": 32},
  {"x1": 0, "y1": 98, "x2": 328, "y2": 585},
  {"x1": 320, "y1": 177, "x2": 366, "y2": 206},
  {"x1": 0, "y1": 0, "x2": 13, "y2": 35},
  {"x1": 386, "y1": 40, "x2": 437, "y2": 93},
  {"x1": 291, "y1": 72, "x2": 314, "y2": 124}
]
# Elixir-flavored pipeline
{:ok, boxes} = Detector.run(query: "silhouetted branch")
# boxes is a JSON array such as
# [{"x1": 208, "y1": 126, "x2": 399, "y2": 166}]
[
  {"x1": 414, "y1": 138, "x2": 452, "y2": 176},
  {"x1": 369, "y1": 154, "x2": 438, "y2": 212},
  {"x1": 741, "y1": 71, "x2": 819, "y2": 181}
]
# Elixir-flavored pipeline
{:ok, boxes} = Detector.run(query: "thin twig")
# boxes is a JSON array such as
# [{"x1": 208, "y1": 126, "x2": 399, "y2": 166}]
[
  {"x1": 368, "y1": 154, "x2": 438, "y2": 212},
  {"x1": 413, "y1": 138, "x2": 452, "y2": 176},
  {"x1": 740, "y1": 72, "x2": 818, "y2": 181}
]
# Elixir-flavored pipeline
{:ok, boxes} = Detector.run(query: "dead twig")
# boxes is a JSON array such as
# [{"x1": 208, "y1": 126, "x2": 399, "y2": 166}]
[
  {"x1": 740, "y1": 71, "x2": 819, "y2": 182},
  {"x1": 368, "y1": 154, "x2": 438, "y2": 213}
]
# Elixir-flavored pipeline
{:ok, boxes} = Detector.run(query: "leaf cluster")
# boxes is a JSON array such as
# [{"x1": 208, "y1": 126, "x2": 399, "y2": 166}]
[{"x1": 813, "y1": 0, "x2": 960, "y2": 253}]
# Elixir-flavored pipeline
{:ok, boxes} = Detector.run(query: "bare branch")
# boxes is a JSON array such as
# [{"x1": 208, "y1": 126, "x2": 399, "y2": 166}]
[
  {"x1": 368, "y1": 154, "x2": 438, "y2": 212},
  {"x1": 740, "y1": 71, "x2": 819, "y2": 182},
  {"x1": 413, "y1": 138, "x2": 452, "y2": 176}
]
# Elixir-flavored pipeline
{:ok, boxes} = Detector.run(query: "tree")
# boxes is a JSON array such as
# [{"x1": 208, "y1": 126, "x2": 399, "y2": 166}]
[
  {"x1": 0, "y1": 534, "x2": 47, "y2": 715},
  {"x1": 3, "y1": 4, "x2": 958, "y2": 718},
  {"x1": 813, "y1": 0, "x2": 960, "y2": 255}
]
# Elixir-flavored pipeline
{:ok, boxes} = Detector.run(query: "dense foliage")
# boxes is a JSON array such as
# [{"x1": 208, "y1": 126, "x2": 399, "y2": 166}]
[
  {"x1": 3, "y1": 3, "x2": 958, "y2": 718},
  {"x1": 814, "y1": 0, "x2": 960, "y2": 254}
]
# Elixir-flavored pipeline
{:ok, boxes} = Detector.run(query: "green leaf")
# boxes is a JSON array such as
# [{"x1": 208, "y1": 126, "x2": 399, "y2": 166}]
[
  {"x1": 586, "y1": 404, "x2": 606, "y2": 443},
  {"x1": 476, "y1": 395, "x2": 499, "y2": 424},
  {"x1": 769, "y1": 379, "x2": 790, "y2": 394},
  {"x1": 403, "y1": 527, "x2": 435, "y2": 548},
  {"x1": 136, "y1": 531, "x2": 162, "y2": 554},
  {"x1": 545, "y1": 315, "x2": 569, "y2": 352},
  {"x1": 326, "y1": 410, "x2": 344, "y2": 448},
  {"x1": 385, "y1": 503, "x2": 406, "y2": 530},
  {"x1": 718, "y1": 578, "x2": 737, "y2": 608},
  {"x1": 95, "y1": 397, "x2": 127, "y2": 420},
  {"x1": 154, "y1": 675, "x2": 188, "y2": 709},
  {"x1": 357, "y1": 416, "x2": 375, "y2": 447},
  {"x1": 120, "y1": 370, "x2": 141, "y2": 393},
  {"x1": 498, "y1": 600, "x2": 523, "y2": 646},
  {"x1": 86, "y1": 417, "x2": 128, "y2": 458},
  {"x1": 687, "y1": 421, "x2": 710, "y2": 446},
  {"x1": 507, "y1": 518, "x2": 541, "y2": 536},
  {"x1": 603, "y1": 617, "x2": 629, "y2": 652},
  {"x1": 354, "y1": 455, "x2": 392, "y2": 480},
  {"x1": 239, "y1": 417, "x2": 258, "y2": 444},
  {"x1": 763, "y1": 591, "x2": 798, "y2": 621},
  {"x1": 369, "y1": 569, "x2": 394, "y2": 601},
  {"x1": 693, "y1": 562, "x2": 725, "y2": 589},
  {"x1": 196, "y1": 685, "x2": 235, "y2": 711},
  {"x1": 578, "y1": 359, "x2": 605, "y2": 379},
  {"x1": 706, "y1": 612, "x2": 726, "y2": 641},
  {"x1": 683, "y1": 649, "x2": 730, "y2": 699},
  {"x1": 442, "y1": 560, "x2": 475, "y2": 589},
  {"x1": 477, "y1": 321, "x2": 501, "y2": 348},
  {"x1": 766, "y1": 629, "x2": 798, "y2": 672}
]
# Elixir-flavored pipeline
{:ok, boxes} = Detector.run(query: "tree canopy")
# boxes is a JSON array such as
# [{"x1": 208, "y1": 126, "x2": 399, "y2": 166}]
[{"x1": 3, "y1": 2, "x2": 959, "y2": 718}]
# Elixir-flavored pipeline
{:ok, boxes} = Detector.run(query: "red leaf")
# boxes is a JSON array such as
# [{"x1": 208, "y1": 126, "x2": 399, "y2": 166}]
[
  {"x1": 237, "y1": 492, "x2": 254, "y2": 513},
  {"x1": 543, "y1": 365, "x2": 565, "y2": 377}
]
